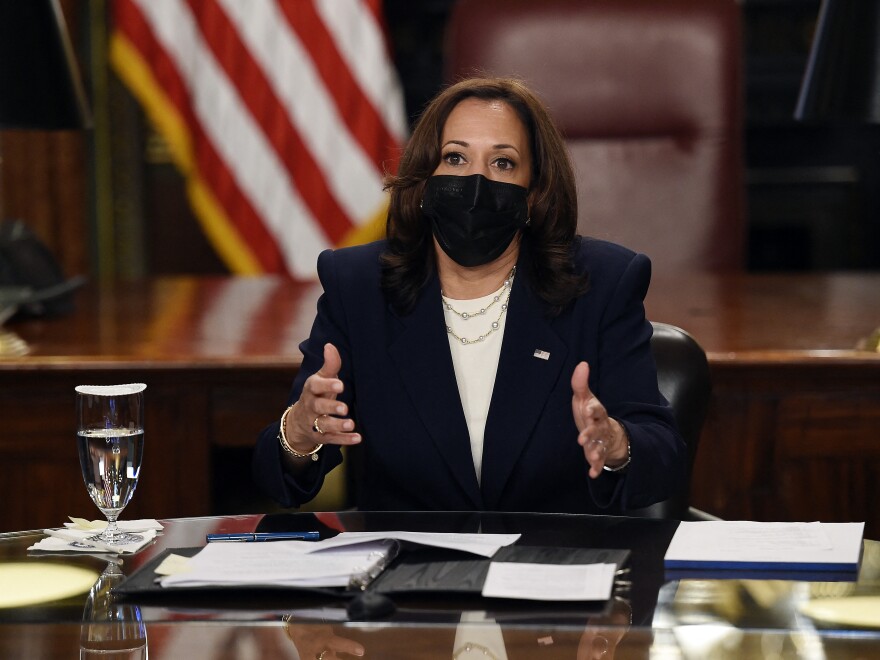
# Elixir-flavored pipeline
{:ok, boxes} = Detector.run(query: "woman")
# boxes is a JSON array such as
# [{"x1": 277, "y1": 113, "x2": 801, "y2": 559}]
[{"x1": 253, "y1": 77, "x2": 686, "y2": 513}]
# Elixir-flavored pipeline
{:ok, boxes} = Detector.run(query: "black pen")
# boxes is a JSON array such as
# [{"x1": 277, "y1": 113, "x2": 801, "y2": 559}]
[{"x1": 206, "y1": 531, "x2": 321, "y2": 543}]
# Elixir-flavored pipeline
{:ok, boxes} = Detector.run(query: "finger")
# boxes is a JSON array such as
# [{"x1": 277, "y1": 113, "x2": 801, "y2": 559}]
[
  {"x1": 584, "y1": 398, "x2": 606, "y2": 423},
  {"x1": 570, "y1": 361, "x2": 591, "y2": 400},
  {"x1": 311, "y1": 415, "x2": 362, "y2": 445},
  {"x1": 313, "y1": 415, "x2": 357, "y2": 436},
  {"x1": 315, "y1": 430, "x2": 362, "y2": 446},
  {"x1": 587, "y1": 457, "x2": 605, "y2": 479},
  {"x1": 306, "y1": 344, "x2": 344, "y2": 399},
  {"x1": 580, "y1": 431, "x2": 607, "y2": 478},
  {"x1": 304, "y1": 375, "x2": 344, "y2": 398},
  {"x1": 571, "y1": 362, "x2": 595, "y2": 431},
  {"x1": 587, "y1": 454, "x2": 606, "y2": 478},
  {"x1": 312, "y1": 398, "x2": 350, "y2": 418},
  {"x1": 317, "y1": 342, "x2": 343, "y2": 378},
  {"x1": 330, "y1": 634, "x2": 366, "y2": 657}
]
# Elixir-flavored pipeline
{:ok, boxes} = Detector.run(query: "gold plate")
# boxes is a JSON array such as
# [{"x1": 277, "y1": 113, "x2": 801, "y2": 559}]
[
  {"x1": 799, "y1": 597, "x2": 880, "y2": 629},
  {"x1": 0, "y1": 563, "x2": 98, "y2": 608}
]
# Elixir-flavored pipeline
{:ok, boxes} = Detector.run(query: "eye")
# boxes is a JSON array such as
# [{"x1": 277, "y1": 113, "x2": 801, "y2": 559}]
[
  {"x1": 493, "y1": 157, "x2": 515, "y2": 171},
  {"x1": 442, "y1": 151, "x2": 465, "y2": 166}
]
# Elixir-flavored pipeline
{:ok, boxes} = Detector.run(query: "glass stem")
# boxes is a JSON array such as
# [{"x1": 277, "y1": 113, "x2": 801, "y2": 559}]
[{"x1": 104, "y1": 513, "x2": 120, "y2": 537}]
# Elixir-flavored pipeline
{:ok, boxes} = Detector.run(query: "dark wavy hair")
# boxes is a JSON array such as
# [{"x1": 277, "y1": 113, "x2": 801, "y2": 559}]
[{"x1": 381, "y1": 77, "x2": 588, "y2": 316}]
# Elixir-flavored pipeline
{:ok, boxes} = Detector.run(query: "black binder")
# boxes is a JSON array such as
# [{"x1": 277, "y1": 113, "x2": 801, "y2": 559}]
[{"x1": 371, "y1": 545, "x2": 630, "y2": 597}]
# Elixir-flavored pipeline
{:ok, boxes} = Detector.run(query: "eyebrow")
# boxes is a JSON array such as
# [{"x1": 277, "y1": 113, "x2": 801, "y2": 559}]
[{"x1": 442, "y1": 139, "x2": 521, "y2": 154}]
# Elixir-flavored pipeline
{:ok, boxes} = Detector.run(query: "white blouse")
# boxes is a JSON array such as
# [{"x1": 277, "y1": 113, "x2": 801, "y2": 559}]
[{"x1": 442, "y1": 279, "x2": 511, "y2": 485}]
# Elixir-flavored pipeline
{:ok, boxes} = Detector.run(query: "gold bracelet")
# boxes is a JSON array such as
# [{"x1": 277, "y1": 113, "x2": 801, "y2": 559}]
[{"x1": 278, "y1": 404, "x2": 323, "y2": 461}]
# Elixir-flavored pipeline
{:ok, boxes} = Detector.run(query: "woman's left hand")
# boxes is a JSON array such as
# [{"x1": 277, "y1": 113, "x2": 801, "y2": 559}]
[{"x1": 571, "y1": 361, "x2": 629, "y2": 478}]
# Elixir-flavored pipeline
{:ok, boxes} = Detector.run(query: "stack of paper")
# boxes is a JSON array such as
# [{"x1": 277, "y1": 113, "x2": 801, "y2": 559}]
[
  {"x1": 664, "y1": 521, "x2": 865, "y2": 579},
  {"x1": 160, "y1": 531, "x2": 520, "y2": 589},
  {"x1": 160, "y1": 539, "x2": 398, "y2": 589}
]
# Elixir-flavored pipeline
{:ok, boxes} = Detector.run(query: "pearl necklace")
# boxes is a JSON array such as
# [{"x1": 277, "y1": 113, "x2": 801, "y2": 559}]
[{"x1": 442, "y1": 267, "x2": 515, "y2": 345}]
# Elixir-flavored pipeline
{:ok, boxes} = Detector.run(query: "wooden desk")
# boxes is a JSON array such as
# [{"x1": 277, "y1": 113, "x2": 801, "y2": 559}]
[
  {"x1": 1, "y1": 274, "x2": 878, "y2": 534},
  {"x1": 645, "y1": 272, "x2": 880, "y2": 534},
  {"x1": 0, "y1": 277, "x2": 322, "y2": 532}
]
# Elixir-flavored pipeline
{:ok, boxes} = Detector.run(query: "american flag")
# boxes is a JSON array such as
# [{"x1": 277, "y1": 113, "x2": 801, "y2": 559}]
[{"x1": 110, "y1": 0, "x2": 408, "y2": 278}]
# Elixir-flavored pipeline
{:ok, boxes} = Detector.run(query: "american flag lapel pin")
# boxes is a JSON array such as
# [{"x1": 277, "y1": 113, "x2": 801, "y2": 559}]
[{"x1": 533, "y1": 349, "x2": 550, "y2": 360}]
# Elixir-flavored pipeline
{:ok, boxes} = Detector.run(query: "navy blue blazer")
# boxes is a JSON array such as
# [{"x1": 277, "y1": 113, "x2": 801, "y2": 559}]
[{"x1": 253, "y1": 238, "x2": 686, "y2": 513}]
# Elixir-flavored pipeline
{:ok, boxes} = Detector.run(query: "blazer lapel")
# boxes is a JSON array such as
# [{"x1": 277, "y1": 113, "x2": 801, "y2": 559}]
[
  {"x1": 480, "y1": 270, "x2": 567, "y2": 509},
  {"x1": 387, "y1": 273, "x2": 483, "y2": 508}
]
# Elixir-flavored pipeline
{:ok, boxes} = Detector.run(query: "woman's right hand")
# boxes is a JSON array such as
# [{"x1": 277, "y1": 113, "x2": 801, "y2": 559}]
[{"x1": 285, "y1": 343, "x2": 361, "y2": 454}]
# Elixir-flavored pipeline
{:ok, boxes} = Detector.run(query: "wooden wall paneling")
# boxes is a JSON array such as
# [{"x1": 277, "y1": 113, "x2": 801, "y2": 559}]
[
  {"x1": 1, "y1": 131, "x2": 50, "y2": 232},
  {"x1": 51, "y1": 132, "x2": 89, "y2": 277},
  {"x1": 0, "y1": 129, "x2": 89, "y2": 280},
  {"x1": 0, "y1": 132, "x2": 26, "y2": 220},
  {"x1": 0, "y1": 0, "x2": 90, "y2": 279}
]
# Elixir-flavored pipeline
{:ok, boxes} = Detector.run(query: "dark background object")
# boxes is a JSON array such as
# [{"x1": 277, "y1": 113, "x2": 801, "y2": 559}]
[
  {"x1": 2, "y1": 0, "x2": 878, "y2": 278},
  {"x1": 388, "y1": 0, "x2": 880, "y2": 272},
  {"x1": 0, "y1": 0, "x2": 91, "y2": 129},
  {"x1": 795, "y1": 0, "x2": 880, "y2": 123},
  {"x1": 0, "y1": 220, "x2": 84, "y2": 319}
]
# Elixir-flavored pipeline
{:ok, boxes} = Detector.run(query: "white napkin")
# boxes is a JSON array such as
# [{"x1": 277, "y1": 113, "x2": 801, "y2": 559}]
[
  {"x1": 64, "y1": 517, "x2": 164, "y2": 533},
  {"x1": 28, "y1": 518, "x2": 163, "y2": 554}
]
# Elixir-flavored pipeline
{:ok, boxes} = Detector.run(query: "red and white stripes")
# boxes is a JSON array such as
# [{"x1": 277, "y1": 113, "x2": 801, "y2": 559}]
[{"x1": 111, "y1": 0, "x2": 407, "y2": 278}]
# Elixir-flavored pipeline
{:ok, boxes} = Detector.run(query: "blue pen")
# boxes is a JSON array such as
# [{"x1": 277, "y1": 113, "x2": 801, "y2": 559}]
[{"x1": 206, "y1": 531, "x2": 321, "y2": 542}]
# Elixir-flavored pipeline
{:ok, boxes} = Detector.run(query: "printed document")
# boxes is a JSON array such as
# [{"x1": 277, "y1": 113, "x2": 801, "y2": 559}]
[
  {"x1": 664, "y1": 521, "x2": 864, "y2": 570},
  {"x1": 160, "y1": 531, "x2": 520, "y2": 589},
  {"x1": 482, "y1": 562, "x2": 617, "y2": 601}
]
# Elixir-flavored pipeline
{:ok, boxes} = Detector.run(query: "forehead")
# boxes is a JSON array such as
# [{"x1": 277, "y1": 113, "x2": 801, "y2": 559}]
[{"x1": 442, "y1": 98, "x2": 528, "y2": 142}]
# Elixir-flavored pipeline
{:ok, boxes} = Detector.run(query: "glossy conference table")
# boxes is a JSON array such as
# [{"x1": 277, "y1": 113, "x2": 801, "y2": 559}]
[{"x1": 2, "y1": 511, "x2": 880, "y2": 659}]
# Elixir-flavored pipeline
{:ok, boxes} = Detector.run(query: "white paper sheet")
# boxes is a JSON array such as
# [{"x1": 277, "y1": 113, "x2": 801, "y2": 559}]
[
  {"x1": 664, "y1": 521, "x2": 864, "y2": 568},
  {"x1": 159, "y1": 531, "x2": 520, "y2": 589},
  {"x1": 307, "y1": 531, "x2": 520, "y2": 558},
  {"x1": 482, "y1": 562, "x2": 617, "y2": 601},
  {"x1": 160, "y1": 539, "x2": 396, "y2": 588},
  {"x1": 30, "y1": 527, "x2": 159, "y2": 554}
]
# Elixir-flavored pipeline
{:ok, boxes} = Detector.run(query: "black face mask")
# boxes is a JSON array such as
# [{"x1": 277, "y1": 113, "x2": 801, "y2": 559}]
[{"x1": 422, "y1": 174, "x2": 529, "y2": 268}]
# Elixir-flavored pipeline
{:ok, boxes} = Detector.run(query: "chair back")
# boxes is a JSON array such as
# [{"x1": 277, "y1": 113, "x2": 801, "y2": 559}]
[
  {"x1": 625, "y1": 321, "x2": 711, "y2": 518},
  {"x1": 445, "y1": 0, "x2": 746, "y2": 272}
]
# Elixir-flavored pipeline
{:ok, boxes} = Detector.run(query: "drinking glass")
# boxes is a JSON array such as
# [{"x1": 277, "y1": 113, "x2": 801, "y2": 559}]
[
  {"x1": 75, "y1": 383, "x2": 146, "y2": 545},
  {"x1": 80, "y1": 561, "x2": 147, "y2": 659}
]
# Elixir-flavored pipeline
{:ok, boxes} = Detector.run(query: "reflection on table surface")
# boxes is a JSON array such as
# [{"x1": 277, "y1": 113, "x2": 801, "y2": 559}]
[{"x1": 1, "y1": 511, "x2": 879, "y2": 659}]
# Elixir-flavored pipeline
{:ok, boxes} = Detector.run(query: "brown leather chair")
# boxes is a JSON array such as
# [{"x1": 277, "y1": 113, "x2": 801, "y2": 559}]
[{"x1": 445, "y1": 0, "x2": 746, "y2": 272}]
